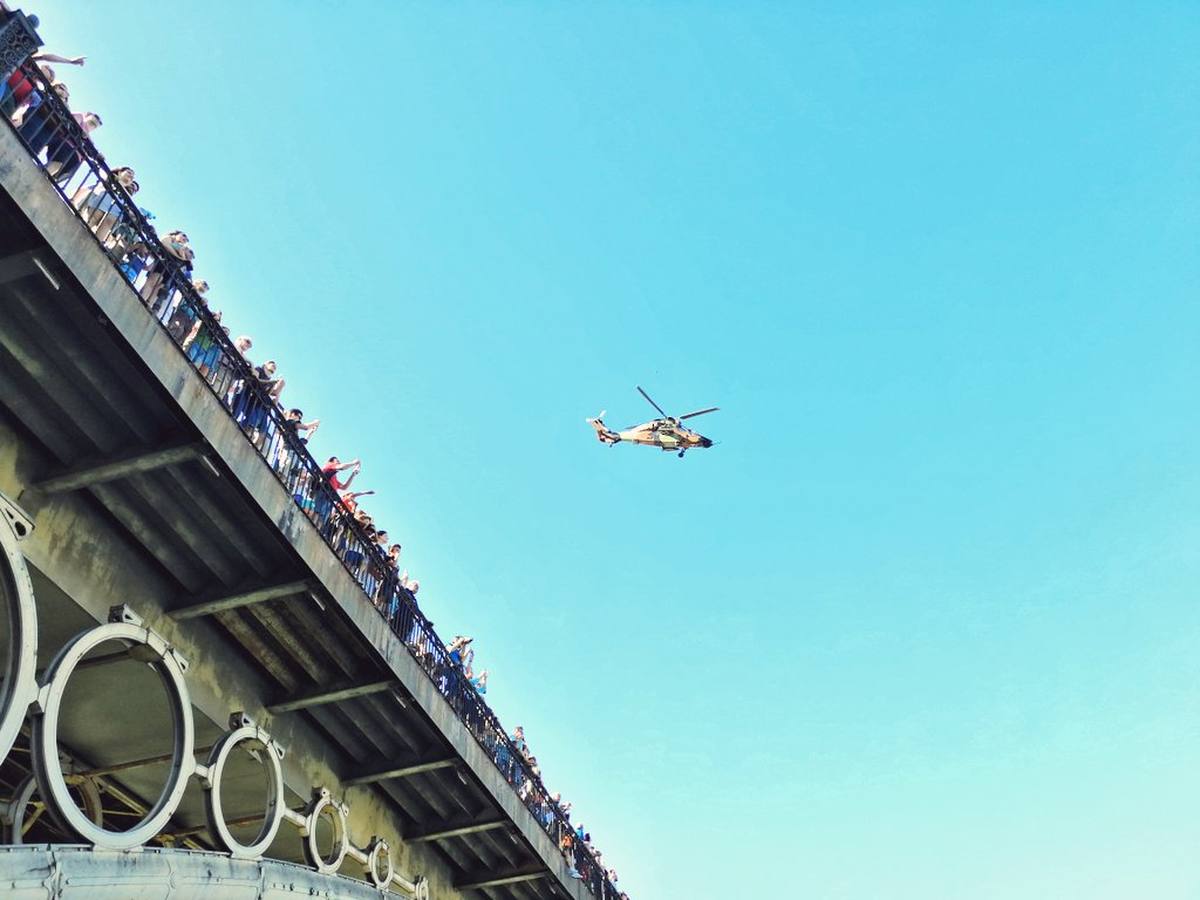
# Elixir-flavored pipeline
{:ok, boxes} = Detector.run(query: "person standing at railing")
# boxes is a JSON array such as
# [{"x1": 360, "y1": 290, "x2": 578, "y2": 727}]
[
  {"x1": 502, "y1": 724, "x2": 528, "y2": 786},
  {"x1": 362, "y1": 528, "x2": 389, "y2": 598},
  {"x1": 282, "y1": 407, "x2": 319, "y2": 444},
  {"x1": 166, "y1": 278, "x2": 208, "y2": 342},
  {"x1": 234, "y1": 360, "x2": 284, "y2": 450},
  {"x1": 378, "y1": 542, "x2": 402, "y2": 618},
  {"x1": 183, "y1": 310, "x2": 225, "y2": 379},
  {"x1": 137, "y1": 229, "x2": 191, "y2": 307},
  {"x1": 443, "y1": 635, "x2": 472, "y2": 701},
  {"x1": 341, "y1": 507, "x2": 372, "y2": 574},
  {"x1": 518, "y1": 755, "x2": 540, "y2": 801},
  {"x1": 69, "y1": 165, "x2": 139, "y2": 245},
  {"x1": 510, "y1": 724, "x2": 527, "y2": 753},
  {"x1": 447, "y1": 635, "x2": 472, "y2": 666},
  {"x1": 43, "y1": 108, "x2": 100, "y2": 183},
  {"x1": 359, "y1": 519, "x2": 379, "y2": 580},
  {"x1": 10, "y1": 69, "x2": 66, "y2": 148},
  {"x1": 315, "y1": 455, "x2": 360, "y2": 536},
  {"x1": 209, "y1": 333, "x2": 251, "y2": 404},
  {"x1": 275, "y1": 406, "x2": 320, "y2": 480}
]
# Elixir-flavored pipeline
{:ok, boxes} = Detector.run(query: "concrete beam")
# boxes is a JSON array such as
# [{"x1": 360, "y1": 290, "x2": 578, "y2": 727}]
[
  {"x1": 0, "y1": 847, "x2": 410, "y2": 900},
  {"x1": 407, "y1": 818, "x2": 507, "y2": 843},
  {"x1": 267, "y1": 679, "x2": 397, "y2": 714},
  {"x1": 455, "y1": 867, "x2": 547, "y2": 891},
  {"x1": 344, "y1": 756, "x2": 458, "y2": 787},
  {"x1": 170, "y1": 579, "x2": 310, "y2": 621},
  {"x1": 35, "y1": 442, "x2": 206, "y2": 494}
]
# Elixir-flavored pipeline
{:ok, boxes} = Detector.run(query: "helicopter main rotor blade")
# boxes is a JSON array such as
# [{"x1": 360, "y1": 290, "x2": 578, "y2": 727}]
[
  {"x1": 679, "y1": 407, "x2": 719, "y2": 420},
  {"x1": 637, "y1": 386, "x2": 667, "y2": 418}
]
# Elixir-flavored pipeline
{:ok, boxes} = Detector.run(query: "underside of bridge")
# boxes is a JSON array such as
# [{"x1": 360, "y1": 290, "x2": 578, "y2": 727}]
[{"x1": 0, "y1": 107, "x2": 587, "y2": 900}]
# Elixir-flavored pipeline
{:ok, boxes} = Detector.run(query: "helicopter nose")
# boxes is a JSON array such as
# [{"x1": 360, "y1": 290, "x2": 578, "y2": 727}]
[{"x1": 701, "y1": 437, "x2": 713, "y2": 448}]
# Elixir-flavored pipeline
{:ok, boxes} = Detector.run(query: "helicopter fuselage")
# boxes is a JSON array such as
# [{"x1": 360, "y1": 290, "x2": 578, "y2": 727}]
[
  {"x1": 588, "y1": 416, "x2": 713, "y2": 452},
  {"x1": 620, "y1": 419, "x2": 713, "y2": 450}
]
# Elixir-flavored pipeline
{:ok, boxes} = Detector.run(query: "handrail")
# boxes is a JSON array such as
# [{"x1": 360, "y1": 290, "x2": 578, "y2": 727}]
[{"x1": 2, "y1": 53, "x2": 623, "y2": 900}]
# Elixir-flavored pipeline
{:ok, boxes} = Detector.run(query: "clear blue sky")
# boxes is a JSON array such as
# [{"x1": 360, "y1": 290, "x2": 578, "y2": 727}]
[{"x1": 36, "y1": 2, "x2": 1200, "y2": 897}]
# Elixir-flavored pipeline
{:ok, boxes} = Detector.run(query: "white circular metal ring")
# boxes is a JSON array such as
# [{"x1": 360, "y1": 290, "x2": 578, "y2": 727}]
[
  {"x1": 2, "y1": 773, "x2": 37, "y2": 843},
  {"x1": 0, "y1": 507, "x2": 38, "y2": 766},
  {"x1": 4, "y1": 772, "x2": 103, "y2": 843},
  {"x1": 367, "y1": 837, "x2": 394, "y2": 888},
  {"x1": 31, "y1": 621, "x2": 195, "y2": 849},
  {"x1": 302, "y1": 789, "x2": 349, "y2": 874},
  {"x1": 203, "y1": 722, "x2": 284, "y2": 859}
]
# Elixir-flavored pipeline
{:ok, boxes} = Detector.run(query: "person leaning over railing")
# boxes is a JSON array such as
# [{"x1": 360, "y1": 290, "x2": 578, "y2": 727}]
[
  {"x1": 1, "y1": 48, "x2": 85, "y2": 117},
  {"x1": 315, "y1": 456, "x2": 360, "y2": 530}
]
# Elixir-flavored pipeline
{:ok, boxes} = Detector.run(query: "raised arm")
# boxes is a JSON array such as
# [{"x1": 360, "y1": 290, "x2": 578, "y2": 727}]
[{"x1": 33, "y1": 53, "x2": 86, "y2": 66}]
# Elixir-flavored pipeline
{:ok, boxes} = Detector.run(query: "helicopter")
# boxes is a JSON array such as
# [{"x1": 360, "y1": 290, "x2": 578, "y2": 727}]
[{"x1": 587, "y1": 386, "x2": 719, "y2": 457}]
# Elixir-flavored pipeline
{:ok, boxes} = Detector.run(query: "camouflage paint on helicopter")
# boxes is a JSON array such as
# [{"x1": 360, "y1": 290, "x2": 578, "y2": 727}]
[{"x1": 587, "y1": 386, "x2": 718, "y2": 457}]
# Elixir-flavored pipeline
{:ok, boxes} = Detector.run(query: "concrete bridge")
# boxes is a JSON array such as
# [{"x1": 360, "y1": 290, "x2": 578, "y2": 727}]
[{"x1": 0, "y1": 28, "x2": 617, "y2": 900}]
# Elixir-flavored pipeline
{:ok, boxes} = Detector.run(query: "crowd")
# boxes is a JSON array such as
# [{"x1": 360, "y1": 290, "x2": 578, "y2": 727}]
[{"x1": 2, "y1": 11, "x2": 625, "y2": 898}]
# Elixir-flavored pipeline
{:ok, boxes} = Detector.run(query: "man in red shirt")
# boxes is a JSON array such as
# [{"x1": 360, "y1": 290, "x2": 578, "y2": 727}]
[
  {"x1": 315, "y1": 456, "x2": 360, "y2": 534},
  {"x1": 2, "y1": 52, "x2": 85, "y2": 117},
  {"x1": 322, "y1": 456, "x2": 360, "y2": 492}
]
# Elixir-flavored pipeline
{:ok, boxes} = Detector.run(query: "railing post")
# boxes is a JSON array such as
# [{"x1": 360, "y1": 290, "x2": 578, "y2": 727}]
[{"x1": 0, "y1": 9, "x2": 42, "y2": 83}]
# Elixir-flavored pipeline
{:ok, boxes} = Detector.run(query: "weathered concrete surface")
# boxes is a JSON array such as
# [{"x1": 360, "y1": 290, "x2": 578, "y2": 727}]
[
  {"x1": 0, "y1": 123, "x2": 591, "y2": 899},
  {"x1": 0, "y1": 845, "x2": 395, "y2": 899}
]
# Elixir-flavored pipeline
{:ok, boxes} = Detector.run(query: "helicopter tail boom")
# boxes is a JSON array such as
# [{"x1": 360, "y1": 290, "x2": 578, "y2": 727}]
[{"x1": 586, "y1": 413, "x2": 621, "y2": 445}]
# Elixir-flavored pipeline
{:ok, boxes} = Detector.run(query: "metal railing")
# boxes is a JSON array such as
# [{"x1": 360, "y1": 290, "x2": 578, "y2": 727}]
[{"x1": 2, "y1": 53, "x2": 623, "y2": 900}]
